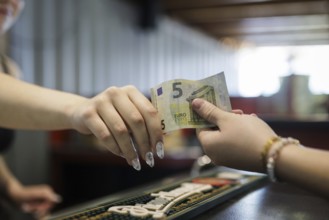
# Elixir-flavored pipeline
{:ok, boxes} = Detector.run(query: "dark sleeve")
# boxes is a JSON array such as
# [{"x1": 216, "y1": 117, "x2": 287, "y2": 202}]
[{"x1": 0, "y1": 128, "x2": 15, "y2": 153}]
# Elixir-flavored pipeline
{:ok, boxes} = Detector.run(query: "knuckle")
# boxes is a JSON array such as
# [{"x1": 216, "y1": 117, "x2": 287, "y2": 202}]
[
  {"x1": 204, "y1": 105, "x2": 217, "y2": 122},
  {"x1": 123, "y1": 85, "x2": 137, "y2": 92},
  {"x1": 104, "y1": 86, "x2": 119, "y2": 97},
  {"x1": 145, "y1": 106, "x2": 158, "y2": 118},
  {"x1": 113, "y1": 123, "x2": 129, "y2": 136},
  {"x1": 98, "y1": 130, "x2": 111, "y2": 142},
  {"x1": 130, "y1": 112, "x2": 144, "y2": 126},
  {"x1": 94, "y1": 94, "x2": 106, "y2": 105},
  {"x1": 81, "y1": 106, "x2": 96, "y2": 120}
]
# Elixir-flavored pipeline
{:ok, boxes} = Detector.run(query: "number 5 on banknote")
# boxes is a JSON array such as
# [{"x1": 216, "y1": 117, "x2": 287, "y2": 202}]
[{"x1": 150, "y1": 72, "x2": 232, "y2": 133}]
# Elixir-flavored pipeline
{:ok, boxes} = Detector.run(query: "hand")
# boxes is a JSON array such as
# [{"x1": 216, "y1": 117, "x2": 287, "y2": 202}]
[
  {"x1": 69, "y1": 86, "x2": 164, "y2": 170},
  {"x1": 192, "y1": 98, "x2": 277, "y2": 173},
  {"x1": 7, "y1": 182, "x2": 61, "y2": 219}
]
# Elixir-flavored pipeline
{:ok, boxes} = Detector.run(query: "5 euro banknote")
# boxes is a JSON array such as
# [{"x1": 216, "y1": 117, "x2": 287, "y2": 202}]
[{"x1": 150, "y1": 72, "x2": 232, "y2": 133}]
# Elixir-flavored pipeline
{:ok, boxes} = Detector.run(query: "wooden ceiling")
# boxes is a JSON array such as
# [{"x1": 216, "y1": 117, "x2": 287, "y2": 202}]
[{"x1": 162, "y1": 0, "x2": 329, "y2": 46}]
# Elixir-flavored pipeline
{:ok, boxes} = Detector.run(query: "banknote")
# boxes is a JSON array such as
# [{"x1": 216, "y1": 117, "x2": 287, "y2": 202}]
[{"x1": 150, "y1": 72, "x2": 232, "y2": 133}]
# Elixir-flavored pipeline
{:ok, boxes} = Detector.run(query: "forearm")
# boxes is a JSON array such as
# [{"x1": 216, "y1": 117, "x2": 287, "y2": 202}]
[
  {"x1": 0, "y1": 156, "x2": 20, "y2": 197},
  {"x1": 276, "y1": 145, "x2": 329, "y2": 197},
  {"x1": 0, "y1": 73, "x2": 87, "y2": 130}
]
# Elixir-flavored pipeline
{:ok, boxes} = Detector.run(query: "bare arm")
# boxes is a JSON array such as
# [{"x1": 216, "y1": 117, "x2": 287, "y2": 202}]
[
  {"x1": 0, "y1": 73, "x2": 86, "y2": 130},
  {"x1": 277, "y1": 144, "x2": 329, "y2": 197},
  {"x1": 192, "y1": 98, "x2": 329, "y2": 198},
  {"x1": 0, "y1": 155, "x2": 18, "y2": 194},
  {"x1": 0, "y1": 73, "x2": 164, "y2": 169}
]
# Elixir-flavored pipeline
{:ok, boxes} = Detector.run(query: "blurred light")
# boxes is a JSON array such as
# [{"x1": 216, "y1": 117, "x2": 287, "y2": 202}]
[{"x1": 237, "y1": 45, "x2": 329, "y2": 96}]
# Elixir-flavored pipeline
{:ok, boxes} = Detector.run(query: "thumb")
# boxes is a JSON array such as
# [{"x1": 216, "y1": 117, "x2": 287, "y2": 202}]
[{"x1": 191, "y1": 98, "x2": 227, "y2": 125}]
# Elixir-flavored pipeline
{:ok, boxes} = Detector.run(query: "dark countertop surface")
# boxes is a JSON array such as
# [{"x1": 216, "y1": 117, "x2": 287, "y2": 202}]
[{"x1": 49, "y1": 168, "x2": 329, "y2": 220}]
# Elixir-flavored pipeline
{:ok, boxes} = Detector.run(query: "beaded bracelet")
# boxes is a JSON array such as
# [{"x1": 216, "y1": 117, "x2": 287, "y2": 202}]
[
  {"x1": 261, "y1": 136, "x2": 281, "y2": 170},
  {"x1": 266, "y1": 137, "x2": 300, "y2": 182}
]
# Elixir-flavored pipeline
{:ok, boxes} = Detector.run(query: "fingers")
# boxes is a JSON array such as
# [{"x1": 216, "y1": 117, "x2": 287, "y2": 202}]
[
  {"x1": 82, "y1": 86, "x2": 163, "y2": 170},
  {"x1": 109, "y1": 91, "x2": 152, "y2": 164},
  {"x1": 98, "y1": 103, "x2": 140, "y2": 166},
  {"x1": 86, "y1": 97, "x2": 141, "y2": 170},
  {"x1": 191, "y1": 98, "x2": 229, "y2": 125},
  {"x1": 18, "y1": 185, "x2": 61, "y2": 203},
  {"x1": 83, "y1": 111, "x2": 123, "y2": 157},
  {"x1": 19, "y1": 185, "x2": 61, "y2": 218},
  {"x1": 125, "y1": 86, "x2": 163, "y2": 159}
]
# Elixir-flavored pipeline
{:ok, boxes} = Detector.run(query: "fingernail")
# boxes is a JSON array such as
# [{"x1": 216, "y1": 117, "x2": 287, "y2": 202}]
[
  {"x1": 145, "y1": 152, "x2": 154, "y2": 167},
  {"x1": 132, "y1": 158, "x2": 141, "y2": 171},
  {"x1": 156, "y1": 141, "x2": 164, "y2": 159}
]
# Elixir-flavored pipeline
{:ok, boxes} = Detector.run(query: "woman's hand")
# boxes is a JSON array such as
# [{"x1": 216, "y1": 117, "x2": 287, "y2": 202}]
[
  {"x1": 69, "y1": 85, "x2": 164, "y2": 170},
  {"x1": 192, "y1": 98, "x2": 277, "y2": 173}
]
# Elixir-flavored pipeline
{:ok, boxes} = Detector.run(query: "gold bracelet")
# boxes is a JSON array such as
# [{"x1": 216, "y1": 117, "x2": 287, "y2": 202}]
[
  {"x1": 261, "y1": 136, "x2": 280, "y2": 171},
  {"x1": 266, "y1": 137, "x2": 300, "y2": 182}
]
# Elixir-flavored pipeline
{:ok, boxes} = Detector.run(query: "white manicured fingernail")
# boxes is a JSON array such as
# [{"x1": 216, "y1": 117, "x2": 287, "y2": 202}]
[
  {"x1": 132, "y1": 158, "x2": 141, "y2": 171},
  {"x1": 145, "y1": 152, "x2": 154, "y2": 167},
  {"x1": 156, "y1": 141, "x2": 164, "y2": 159}
]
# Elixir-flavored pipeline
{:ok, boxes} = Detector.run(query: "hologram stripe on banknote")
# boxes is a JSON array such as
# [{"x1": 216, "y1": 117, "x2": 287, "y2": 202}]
[{"x1": 150, "y1": 72, "x2": 232, "y2": 133}]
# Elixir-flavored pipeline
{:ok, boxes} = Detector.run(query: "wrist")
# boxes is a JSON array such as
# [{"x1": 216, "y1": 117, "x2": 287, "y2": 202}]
[
  {"x1": 262, "y1": 137, "x2": 301, "y2": 182},
  {"x1": 64, "y1": 96, "x2": 88, "y2": 130},
  {"x1": 6, "y1": 177, "x2": 23, "y2": 198},
  {"x1": 260, "y1": 136, "x2": 281, "y2": 172},
  {"x1": 274, "y1": 143, "x2": 302, "y2": 182}
]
